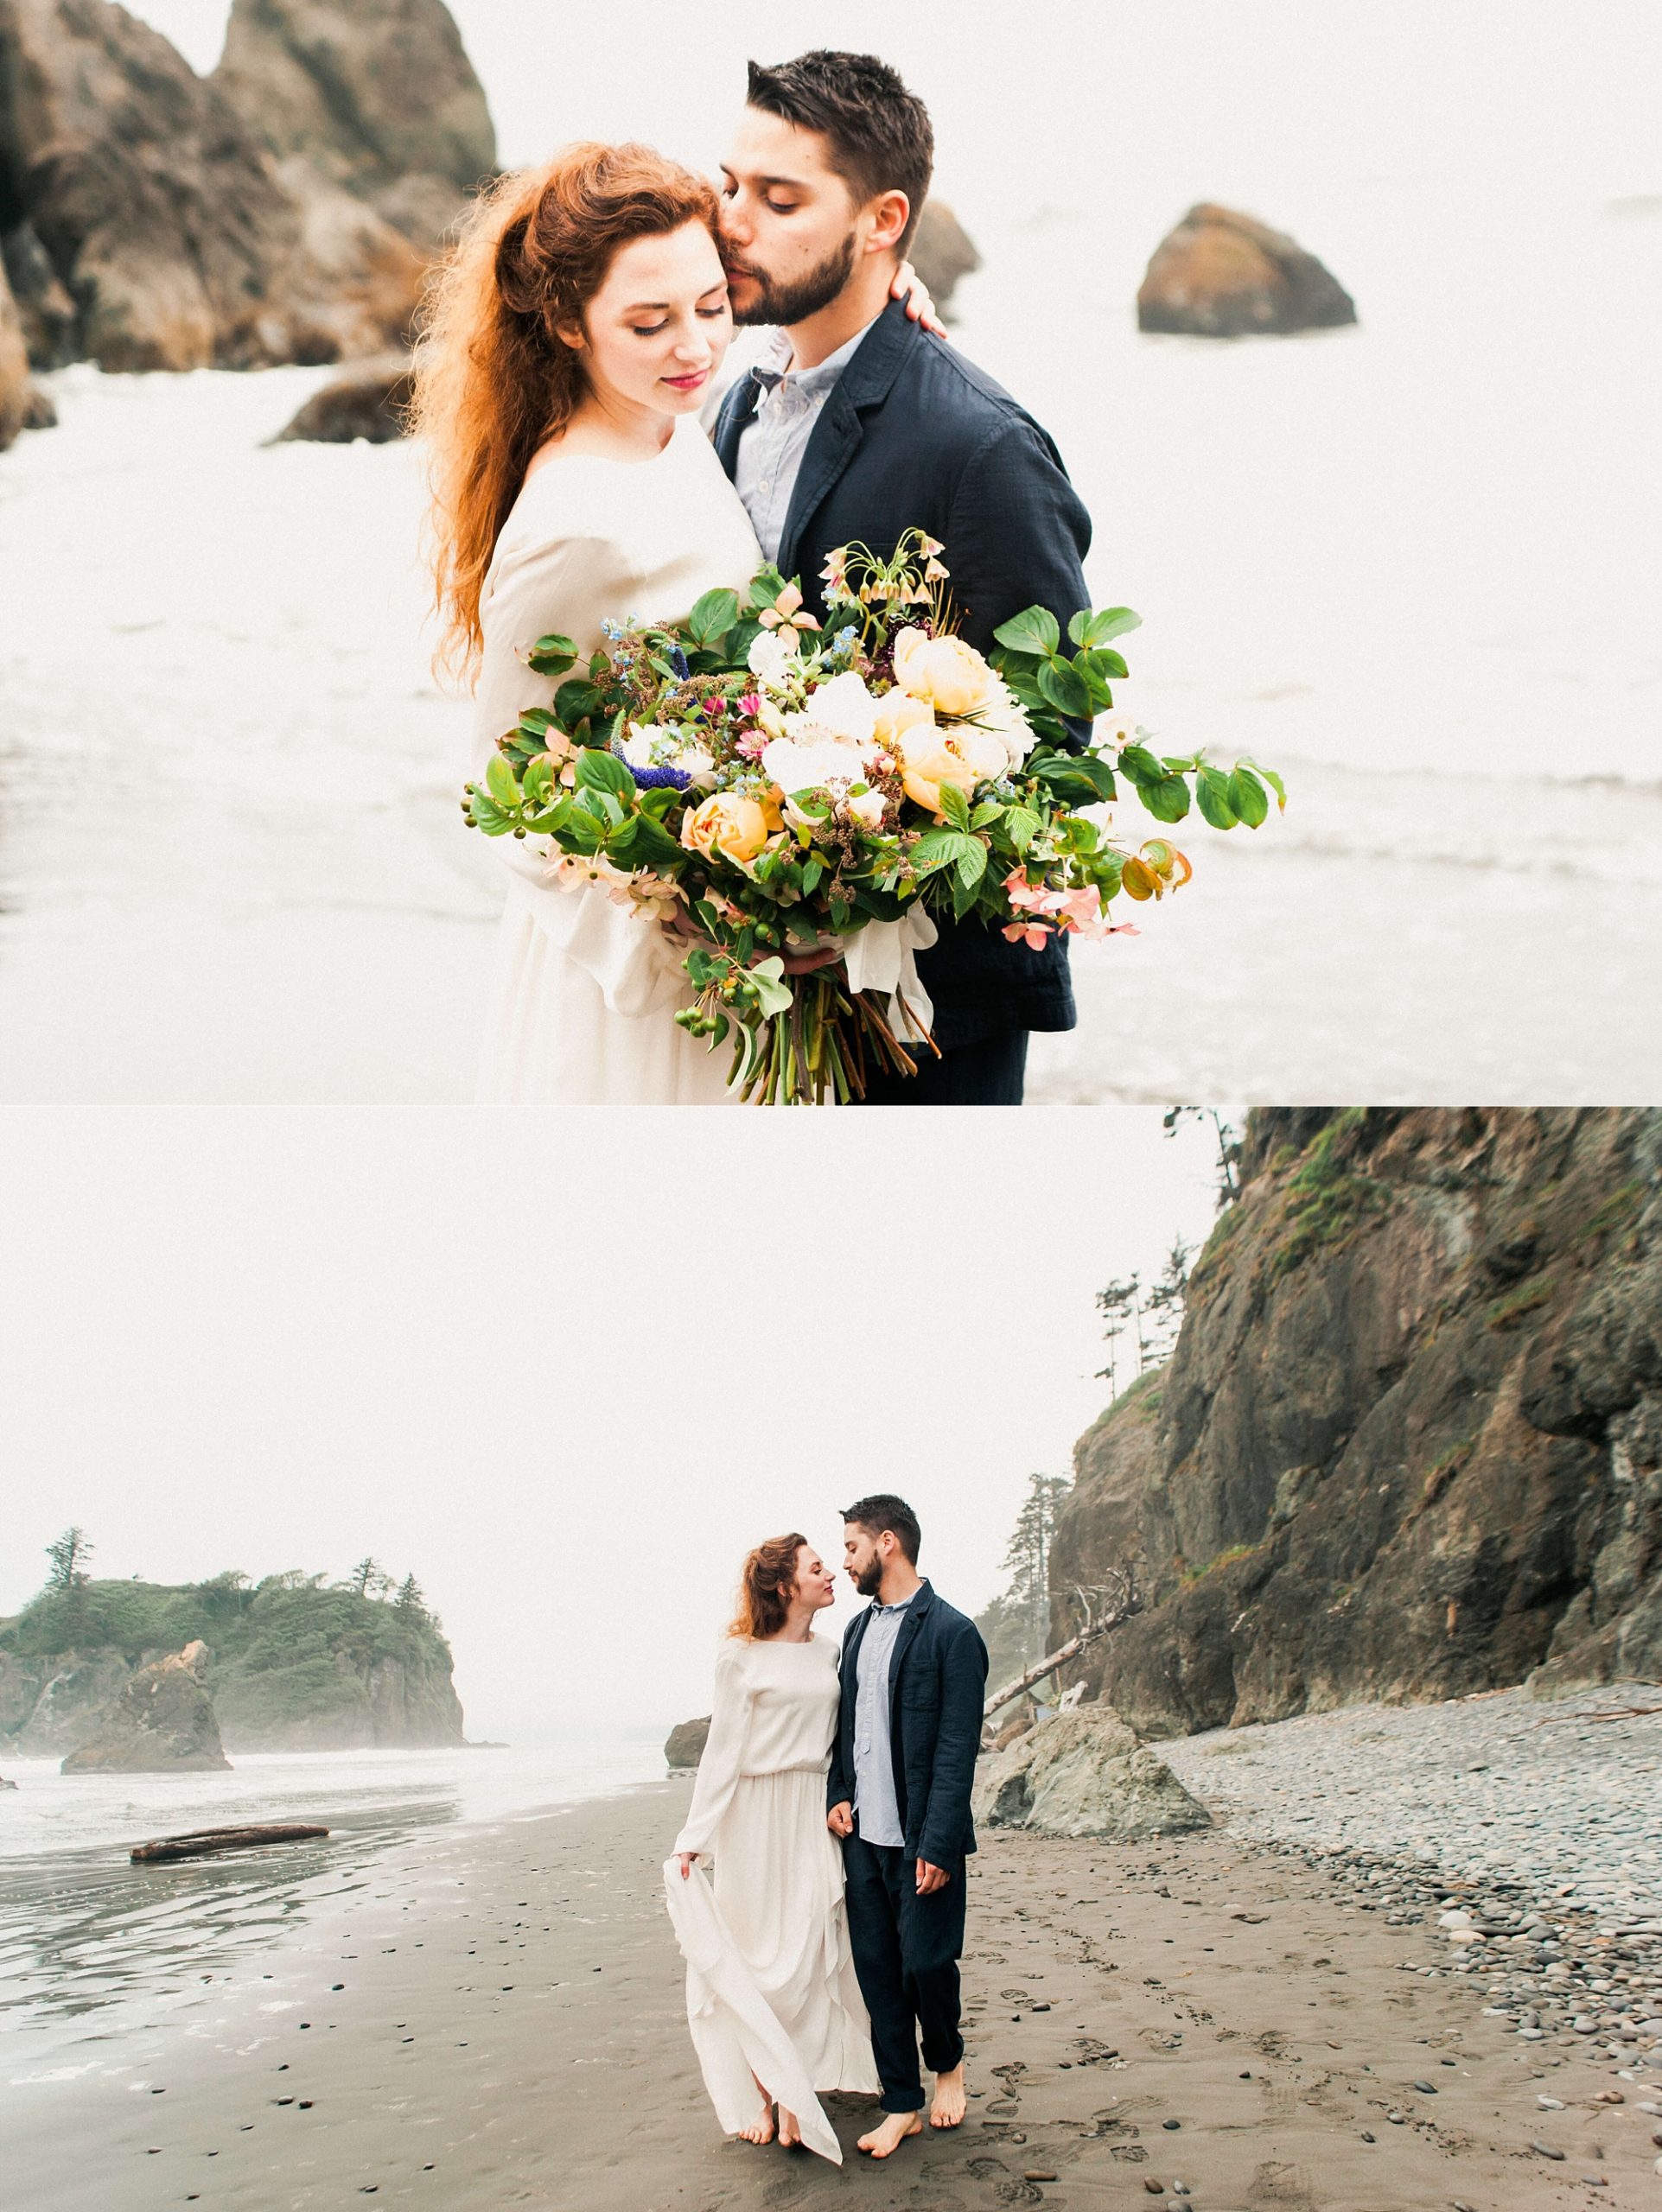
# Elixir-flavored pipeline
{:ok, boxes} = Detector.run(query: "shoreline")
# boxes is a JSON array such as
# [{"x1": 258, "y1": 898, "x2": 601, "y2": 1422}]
[{"x1": 10, "y1": 1748, "x2": 1662, "y2": 2211}]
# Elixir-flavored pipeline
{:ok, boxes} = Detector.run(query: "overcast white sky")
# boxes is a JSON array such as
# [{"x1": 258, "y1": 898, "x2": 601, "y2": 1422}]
[
  {"x1": 0, "y1": 1108, "x2": 1228, "y2": 1737},
  {"x1": 124, "y1": 0, "x2": 1659, "y2": 249}
]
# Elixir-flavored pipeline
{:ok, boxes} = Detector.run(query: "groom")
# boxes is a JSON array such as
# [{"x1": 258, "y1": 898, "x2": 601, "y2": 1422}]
[
  {"x1": 828, "y1": 1494, "x2": 989, "y2": 2158},
  {"x1": 716, "y1": 51, "x2": 1094, "y2": 1107}
]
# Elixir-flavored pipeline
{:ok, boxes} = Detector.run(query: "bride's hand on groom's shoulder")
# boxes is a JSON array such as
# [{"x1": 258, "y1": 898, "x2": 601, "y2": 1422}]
[{"x1": 892, "y1": 262, "x2": 946, "y2": 339}]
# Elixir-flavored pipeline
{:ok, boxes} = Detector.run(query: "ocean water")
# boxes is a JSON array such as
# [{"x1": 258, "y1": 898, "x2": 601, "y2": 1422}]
[
  {"x1": 0, "y1": 1739, "x2": 665, "y2": 2063},
  {"x1": 0, "y1": 90, "x2": 1657, "y2": 1101}
]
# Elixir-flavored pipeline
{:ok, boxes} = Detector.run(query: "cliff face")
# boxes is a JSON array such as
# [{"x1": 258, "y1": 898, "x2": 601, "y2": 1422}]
[
  {"x1": 0, "y1": 1578, "x2": 466, "y2": 1754},
  {"x1": 1051, "y1": 1109, "x2": 1662, "y2": 1738}
]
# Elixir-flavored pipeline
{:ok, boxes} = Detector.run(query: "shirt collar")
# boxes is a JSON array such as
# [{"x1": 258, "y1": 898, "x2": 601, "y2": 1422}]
[
  {"x1": 750, "y1": 315, "x2": 880, "y2": 398},
  {"x1": 873, "y1": 1588, "x2": 917, "y2": 1618}
]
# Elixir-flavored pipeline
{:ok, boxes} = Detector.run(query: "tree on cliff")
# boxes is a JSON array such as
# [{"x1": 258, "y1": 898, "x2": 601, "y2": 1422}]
[
  {"x1": 394, "y1": 1573, "x2": 430, "y2": 1621},
  {"x1": 1003, "y1": 1474, "x2": 1073, "y2": 1667},
  {"x1": 345, "y1": 1557, "x2": 392, "y2": 1599},
  {"x1": 46, "y1": 1528, "x2": 94, "y2": 1590}
]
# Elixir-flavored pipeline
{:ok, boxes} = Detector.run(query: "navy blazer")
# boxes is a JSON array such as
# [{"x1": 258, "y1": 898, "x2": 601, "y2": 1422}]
[
  {"x1": 828, "y1": 1579, "x2": 990, "y2": 1871},
  {"x1": 714, "y1": 299, "x2": 1094, "y2": 1051}
]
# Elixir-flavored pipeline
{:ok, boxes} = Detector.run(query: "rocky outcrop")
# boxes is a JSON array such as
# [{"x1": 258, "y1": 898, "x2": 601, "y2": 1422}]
[
  {"x1": 911, "y1": 200, "x2": 980, "y2": 321},
  {"x1": 665, "y1": 1715, "x2": 710, "y2": 1770},
  {"x1": 1051, "y1": 1110, "x2": 1662, "y2": 1737},
  {"x1": 276, "y1": 352, "x2": 413, "y2": 442},
  {"x1": 0, "y1": 251, "x2": 31, "y2": 445},
  {"x1": 1137, "y1": 203, "x2": 1356, "y2": 338},
  {"x1": 975, "y1": 1707, "x2": 1212, "y2": 1840},
  {"x1": 60, "y1": 1640, "x2": 230, "y2": 1772},
  {"x1": 2, "y1": 1575, "x2": 467, "y2": 1753},
  {"x1": 0, "y1": 0, "x2": 485, "y2": 380},
  {"x1": 215, "y1": 0, "x2": 494, "y2": 251}
]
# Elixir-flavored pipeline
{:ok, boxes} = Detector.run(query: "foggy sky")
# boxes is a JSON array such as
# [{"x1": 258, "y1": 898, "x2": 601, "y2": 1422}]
[{"x1": 0, "y1": 1108, "x2": 1229, "y2": 1737}]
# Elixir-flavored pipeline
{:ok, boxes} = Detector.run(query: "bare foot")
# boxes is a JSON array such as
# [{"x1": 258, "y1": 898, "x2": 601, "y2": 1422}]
[
  {"x1": 736, "y1": 2098, "x2": 776, "y2": 2145},
  {"x1": 857, "y1": 2110, "x2": 924, "y2": 2158},
  {"x1": 929, "y1": 2061, "x2": 967, "y2": 2128},
  {"x1": 777, "y1": 2107, "x2": 801, "y2": 2148}
]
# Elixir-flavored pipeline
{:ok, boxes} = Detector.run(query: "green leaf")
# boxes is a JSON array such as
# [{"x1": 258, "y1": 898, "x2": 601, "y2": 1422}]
[
  {"x1": 801, "y1": 856, "x2": 825, "y2": 894},
  {"x1": 685, "y1": 588, "x2": 740, "y2": 650},
  {"x1": 1226, "y1": 765, "x2": 1270, "y2": 829},
  {"x1": 1068, "y1": 607, "x2": 1142, "y2": 649},
  {"x1": 484, "y1": 753, "x2": 519, "y2": 810},
  {"x1": 911, "y1": 829, "x2": 984, "y2": 880},
  {"x1": 1239, "y1": 756, "x2": 1288, "y2": 813},
  {"x1": 525, "y1": 632, "x2": 578, "y2": 676},
  {"x1": 748, "y1": 956, "x2": 793, "y2": 1020},
  {"x1": 1138, "y1": 774, "x2": 1192, "y2": 824},
  {"x1": 993, "y1": 605, "x2": 1061, "y2": 658},
  {"x1": 955, "y1": 841, "x2": 988, "y2": 890},
  {"x1": 1117, "y1": 744, "x2": 1164, "y2": 785},
  {"x1": 938, "y1": 780, "x2": 971, "y2": 831},
  {"x1": 1196, "y1": 766, "x2": 1239, "y2": 830},
  {"x1": 969, "y1": 800, "x2": 1005, "y2": 830},
  {"x1": 1003, "y1": 804, "x2": 1041, "y2": 854},
  {"x1": 748, "y1": 565, "x2": 788, "y2": 613},
  {"x1": 516, "y1": 707, "x2": 558, "y2": 738},
  {"x1": 575, "y1": 747, "x2": 636, "y2": 801},
  {"x1": 555, "y1": 678, "x2": 603, "y2": 728},
  {"x1": 1033, "y1": 750, "x2": 1116, "y2": 804},
  {"x1": 1038, "y1": 655, "x2": 1093, "y2": 719}
]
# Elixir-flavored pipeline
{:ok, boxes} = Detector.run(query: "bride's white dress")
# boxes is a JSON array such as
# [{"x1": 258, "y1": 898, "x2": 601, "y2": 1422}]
[
  {"x1": 663, "y1": 1635, "x2": 877, "y2": 2164},
  {"x1": 470, "y1": 415, "x2": 762, "y2": 1104}
]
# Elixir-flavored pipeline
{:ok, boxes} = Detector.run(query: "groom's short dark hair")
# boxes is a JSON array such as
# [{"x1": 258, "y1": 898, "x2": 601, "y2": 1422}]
[
  {"x1": 746, "y1": 51, "x2": 934, "y2": 254},
  {"x1": 843, "y1": 1493, "x2": 921, "y2": 1564}
]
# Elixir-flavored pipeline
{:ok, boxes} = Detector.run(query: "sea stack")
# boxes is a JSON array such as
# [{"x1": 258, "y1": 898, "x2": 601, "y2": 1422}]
[
  {"x1": 1137, "y1": 203, "x2": 1357, "y2": 337},
  {"x1": 664, "y1": 1715, "x2": 710, "y2": 1770},
  {"x1": 60, "y1": 1641, "x2": 231, "y2": 1773}
]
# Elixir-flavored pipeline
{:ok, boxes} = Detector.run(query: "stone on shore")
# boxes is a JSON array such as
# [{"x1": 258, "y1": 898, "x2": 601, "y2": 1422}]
[
  {"x1": 0, "y1": 0, "x2": 477, "y2": 375},
  {"x1": 276, "y1": 353, "x2": 415, "y2": 442},
  {"x1": 60, "y1": 1640, "x2": 231, "y2": 1773},
  {"x1": 1137, "y1": 203, "x2": 1357, "y2": 338},
  {"x1": 214, "y1": 0, "x2": 496, "y2": 251},
  {"x1": 664, "y1": 1715, "x2": 710, "y2": 1770},
  {"x1": 975, "y1": 1705, "x2": 1213, "y2": 1840},
  {"x1": 911, "y1": 200, "x2": 981, "y2": 320}
]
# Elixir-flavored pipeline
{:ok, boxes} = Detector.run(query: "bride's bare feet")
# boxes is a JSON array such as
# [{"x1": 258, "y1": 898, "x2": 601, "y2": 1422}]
[
  {"x1": 736, "y1": 2097, "x2": 776, "y2": 2145},
  {"x1": 857, "y1": 2110, "x2": 924, "y2": 2158},
  {"x1": 776, "y1": 2107, "x2": 802, "y2": 2148},
  {"x1": 930, "y1": 2062, "x2": 967, "y2": 2128}
]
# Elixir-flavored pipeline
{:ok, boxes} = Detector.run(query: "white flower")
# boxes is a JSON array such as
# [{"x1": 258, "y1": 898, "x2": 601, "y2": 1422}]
[
  {"x1": 670, "y1": 742, "x2": 716, "y2": 789},
  {"x1": 1093, "y1": 701, "x2": 1149, "y2": 752},
  {"x1": 619, "y1": 721, "x2": 663, "y2": 767},
  {"x1": 965, "y1": 676, "x2": 1037, "y2": 773},
  {"x1": 845, "y1": 786, "x2": 888, "y2": 831},
  {"x1": 791, "y1": 669, "x2": 880, "y2": 753},
  {"x1": 760, "y1": 734, "x2": 869, "y2": 796},
  {"x1": 747, "y1": 628, "x2": 800, "y2": 690}
]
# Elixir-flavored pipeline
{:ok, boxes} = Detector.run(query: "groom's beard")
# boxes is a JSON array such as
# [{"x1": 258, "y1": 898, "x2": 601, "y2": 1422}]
[
  {"x1": 855, "y1": 1558, "x2": 885, "y2": 1599},
  {"x1": 725, "y1": 232, "x2": 857, "y2": 328}
]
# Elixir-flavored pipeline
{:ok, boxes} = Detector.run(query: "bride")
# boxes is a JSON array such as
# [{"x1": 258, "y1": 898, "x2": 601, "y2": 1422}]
[
  {"x1": 663, "y1": 1533, "x2": 878, "y2": 2162},
  {"x1": 412, "y1": 143, "x2": 933, "y2": 1104}
]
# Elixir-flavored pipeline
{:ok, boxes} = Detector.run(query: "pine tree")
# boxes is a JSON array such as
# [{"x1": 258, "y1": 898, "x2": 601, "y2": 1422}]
[
  {"x1": 346, "y1": 1557, "x2": 392, "y2": 1599},
  {"x1": 394, "y1": 1573, "x2": 426, "y2": 1618},
  {"x1": 1002, "y1": 1473, "x2": 1072, "y2": 1668},
  {"x1": 1094, "y1": 1274, "x2": 1145, "y2": 1393},
  {"x1": 1143, "y1": 1236, "x2": 1194, "y2": 1365},
  {"x1": 45, "y1": 1527, "x2": 92, "y2": 1591}
]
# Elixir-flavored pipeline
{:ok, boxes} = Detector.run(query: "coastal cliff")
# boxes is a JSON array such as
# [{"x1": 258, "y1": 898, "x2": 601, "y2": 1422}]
[
  {"x1": 0, "y1": 1572, "x2": 465, "y2": 1754},
  {"x1": 1051, "y1": 1109, "x2": 1662, "y2": 1736}
]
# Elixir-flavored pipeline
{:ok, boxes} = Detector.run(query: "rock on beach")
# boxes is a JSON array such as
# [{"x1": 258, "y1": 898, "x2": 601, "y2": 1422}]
[
  {"x1": 664, "y1": 1714, "x2": 710, "y2": 1770},
  {"x1": 60, "y1": 1639, "x2": 231, "y2": 1773},
  {"x1": 276, "y1": 355, "x2": 416, "y2": 443},
  {"x1": 1137, "y1": 203, "x2": 1357, "y2": 337},
  {"x1": 975, "y1": 1706, "x2": 1213, "y2": 1840}
]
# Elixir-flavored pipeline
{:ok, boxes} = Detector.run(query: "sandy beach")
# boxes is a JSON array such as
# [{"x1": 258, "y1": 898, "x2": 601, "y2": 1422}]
[{"x1": 10, "y1": 1769, "x2": 1662, "y2": 2212}]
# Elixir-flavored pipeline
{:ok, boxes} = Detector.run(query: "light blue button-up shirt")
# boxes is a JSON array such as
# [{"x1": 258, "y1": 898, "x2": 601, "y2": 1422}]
[
  {"x1": 732, "y1": 317, "x2": 880, "y2": 564},
  {"x1": 851, "y1": 1589, "x2": 914, "y2": 1849}
]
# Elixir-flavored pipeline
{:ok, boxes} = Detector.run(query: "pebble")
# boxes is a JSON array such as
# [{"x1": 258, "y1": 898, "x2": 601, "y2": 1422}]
[
  {"x1": 1024, "y1": 2173, "x2": 1058, "y2": 2184},
  {"x1": 1531, "y1": 2140, "x2": 1566, "y2": 2160}
]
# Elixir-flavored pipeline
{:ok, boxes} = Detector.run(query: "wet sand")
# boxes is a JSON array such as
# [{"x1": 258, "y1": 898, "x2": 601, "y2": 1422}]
[{"x1": 10, "y1": 1778, "x2": 1662, "y2": 2210}]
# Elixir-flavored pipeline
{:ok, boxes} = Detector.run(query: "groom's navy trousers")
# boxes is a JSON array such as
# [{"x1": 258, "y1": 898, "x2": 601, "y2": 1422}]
[{"x1": 843, "y1": 1829, "x2": 967, "y2": 2112}]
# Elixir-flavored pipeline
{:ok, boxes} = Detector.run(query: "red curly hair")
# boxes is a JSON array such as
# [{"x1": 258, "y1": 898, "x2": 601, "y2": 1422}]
[
  {"x1": 729, "y1": 1533, "x2": 811, "y2": 1642},
  {"x1": 411, "y1": 141, "x2": 721, "y2": 679}
]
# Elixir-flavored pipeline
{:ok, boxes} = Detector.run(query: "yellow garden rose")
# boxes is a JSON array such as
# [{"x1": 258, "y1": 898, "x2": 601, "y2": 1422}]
[
  {"x1": 895, "y1": 722, "x2": 1009, "y2": 814},
  {"x1": 870, "y1": 689, "x2": 936, "y2": 755},
  {"x1": 891, "y1": 626, "x2": 997, "y2": 718},
  {"x1": 680, "y1": 790, "x2": 781, "y2": 868}
]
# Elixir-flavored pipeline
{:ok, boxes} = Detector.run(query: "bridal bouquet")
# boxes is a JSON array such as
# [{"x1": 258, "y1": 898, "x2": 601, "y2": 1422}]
[{"x1": 463, "y1": 531, "x2": 1283, "y2": 1103}]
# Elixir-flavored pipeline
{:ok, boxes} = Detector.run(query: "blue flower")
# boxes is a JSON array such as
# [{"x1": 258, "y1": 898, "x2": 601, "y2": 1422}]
[
  {"x1": 669, "y1": 645, "x2": 690, "y2": 680},
  {"x1": 627, "y1": 762, "x2": 693, "y2": 791}
]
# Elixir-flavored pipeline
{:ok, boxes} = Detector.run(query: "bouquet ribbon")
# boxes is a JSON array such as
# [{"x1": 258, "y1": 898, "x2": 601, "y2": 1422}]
[{"x1": 840, "y1": 908, "x2": 939, "y2": 1044}]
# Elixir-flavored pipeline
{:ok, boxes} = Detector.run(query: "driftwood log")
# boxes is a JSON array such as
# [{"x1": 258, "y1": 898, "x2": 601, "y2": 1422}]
[
  {"x1": 984, "y1": 1569, "x2": 1143, "y2": 1721},
  {"x1": 131, "y1": 1823, "x2": 330, "y2": 1864}
]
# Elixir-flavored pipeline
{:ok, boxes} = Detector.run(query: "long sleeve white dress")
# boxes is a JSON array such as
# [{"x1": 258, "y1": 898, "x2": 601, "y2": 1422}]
[
  {"x1": 470, "y1": 416, "x2": 763, "y2": 1104},
  {"x1": 663, "y1": 1636, "x2": 877, "y2": 2163}
]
